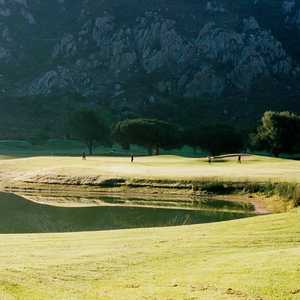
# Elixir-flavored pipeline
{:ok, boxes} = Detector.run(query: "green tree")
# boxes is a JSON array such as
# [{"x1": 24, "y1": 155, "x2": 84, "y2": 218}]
[
  {"x1": 252, "y1": 111, "x2": 300, "y2": 157},
  {"x1": 68, "y1": 109, "x2": 110, "y2": 155},
  {"x1": 113, "y1": 118, "x2": 182, "y2": 155},
  {"x1": 185, "y1": 125, "x2": 244, "y2": 156}
]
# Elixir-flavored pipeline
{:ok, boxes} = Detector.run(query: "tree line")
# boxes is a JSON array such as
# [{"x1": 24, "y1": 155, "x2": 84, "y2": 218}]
[{"x1": 66, "y1": 109, "x2": 300, "y2": 157}]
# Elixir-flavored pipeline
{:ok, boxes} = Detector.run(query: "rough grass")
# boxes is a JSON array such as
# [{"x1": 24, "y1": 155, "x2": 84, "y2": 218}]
[{"x1": 0, "y1": 203, "x2": 299, "y2": 299}]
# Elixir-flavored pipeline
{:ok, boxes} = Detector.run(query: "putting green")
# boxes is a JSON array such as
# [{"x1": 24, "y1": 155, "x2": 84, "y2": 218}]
[{"x1": 1, "y1": 154, "x2": 300, "y2": 184}]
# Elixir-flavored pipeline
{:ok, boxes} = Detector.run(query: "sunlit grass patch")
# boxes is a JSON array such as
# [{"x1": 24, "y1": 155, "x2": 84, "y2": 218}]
[{"x1": 0, "y1": 208, "x2": 299, "y2": 299}]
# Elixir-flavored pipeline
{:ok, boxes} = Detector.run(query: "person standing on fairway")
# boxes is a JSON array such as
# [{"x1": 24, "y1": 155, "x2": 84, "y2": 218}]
[
  {"x1": 82, "y1": 152, "x2": 86, "y2": 160},
  {"x1": 238, "y1": 155, "x2": 241, "y2": 164},
  {"x1": 131, "y1": 154, "x2": 134, "y2": 163}
]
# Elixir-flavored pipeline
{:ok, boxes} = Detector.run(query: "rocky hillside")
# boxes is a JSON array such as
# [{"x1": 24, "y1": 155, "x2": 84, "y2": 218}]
[{"x1": 1, "y1": 0, "x2": 300, "y2": 136}]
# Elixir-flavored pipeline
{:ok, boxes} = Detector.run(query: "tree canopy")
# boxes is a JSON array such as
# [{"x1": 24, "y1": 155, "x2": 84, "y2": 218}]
[
  {"x1": 184, "y1": 125, "x2": 245, "y2": 156},
  {"x1": 68, "y1": 109, "x2": 110, "y2": 155},
  {"x1": 113, "y1": 118, "x2": 182, "y2": 155},
  {"x1": 251, "y1": 111, "x2": 300, "y2": 157}
]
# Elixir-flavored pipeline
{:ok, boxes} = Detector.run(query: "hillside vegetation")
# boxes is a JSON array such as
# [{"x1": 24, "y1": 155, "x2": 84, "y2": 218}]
[{"x1": 1, "y1": 0, "x2": 300, "y2": 136}]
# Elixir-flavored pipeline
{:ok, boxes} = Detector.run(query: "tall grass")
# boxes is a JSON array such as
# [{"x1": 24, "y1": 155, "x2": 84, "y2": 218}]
[
  {"x1": 125, "y1": 177, "x2": 300, "y2": 208},
  {"x1": 195, "y1": 181, "x2": 300, "y2": 207}
]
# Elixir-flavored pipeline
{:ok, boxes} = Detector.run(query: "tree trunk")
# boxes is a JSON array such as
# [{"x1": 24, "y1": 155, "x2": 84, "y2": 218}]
[
  {"x1": 272, "y1": 149, "x2": 280, "y2": 157},
  {"x1": 87, "y1": 140, "x2": 94, "y2": 155},
  {"x1": 155, "y1": 145, "x2": 160, "y2": 156}
]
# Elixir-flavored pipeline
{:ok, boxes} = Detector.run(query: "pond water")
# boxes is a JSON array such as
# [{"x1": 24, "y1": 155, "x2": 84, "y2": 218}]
[{"x1": 0, "y1": 193, "x2": 255, "y2": 234}]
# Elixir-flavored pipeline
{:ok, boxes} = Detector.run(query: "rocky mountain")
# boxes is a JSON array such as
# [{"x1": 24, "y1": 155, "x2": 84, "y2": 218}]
[{"x1": 1, "y1": 0, "x2": 300, "y2": 137}]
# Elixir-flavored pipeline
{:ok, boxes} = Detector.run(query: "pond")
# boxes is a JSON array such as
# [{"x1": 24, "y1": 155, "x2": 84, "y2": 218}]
[{"x1": 0, "y1": 192, "x2": 255, "y2": 234}]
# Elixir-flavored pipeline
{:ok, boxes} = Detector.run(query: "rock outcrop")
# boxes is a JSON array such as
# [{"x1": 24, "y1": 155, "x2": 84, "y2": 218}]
[{"x1": 0, "y1": 0, "x2": 300, "y2": 120}]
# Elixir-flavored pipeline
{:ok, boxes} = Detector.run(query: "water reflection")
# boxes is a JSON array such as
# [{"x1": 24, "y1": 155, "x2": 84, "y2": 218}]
[{"x1": 0, "y1": 193, "x2": 254, "y2": 234}]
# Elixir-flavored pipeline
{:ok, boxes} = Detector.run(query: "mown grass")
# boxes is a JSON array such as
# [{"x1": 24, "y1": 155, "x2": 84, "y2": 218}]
[
  {"x1": 0, "y1": 202, "x2": 299, "y2": 299},
  {"x1": 1, "y1": 154, "x2": 299, "y2": 183}
]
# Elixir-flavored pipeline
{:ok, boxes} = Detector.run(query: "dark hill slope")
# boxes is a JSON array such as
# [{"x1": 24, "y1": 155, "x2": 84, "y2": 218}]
[{"x1": 0, "y1": 0, "x2": 300, "y2": 136}]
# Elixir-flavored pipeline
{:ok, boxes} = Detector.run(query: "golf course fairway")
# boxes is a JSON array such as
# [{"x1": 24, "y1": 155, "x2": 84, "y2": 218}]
[
  {"x1": 0, "y1": 155, "x2": 299, "y2": 299},
  {"x1": 0, "y1": 206, "x2": 299, "y2": 299}
]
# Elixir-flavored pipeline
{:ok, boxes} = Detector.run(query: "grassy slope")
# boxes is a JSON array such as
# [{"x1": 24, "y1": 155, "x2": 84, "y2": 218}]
[
  {"x1": 1, "y1": 154, "x2": 300, "y2": 184},
  {"x1": 0, "y1": 206, "x2": 299, "y2": 300}
]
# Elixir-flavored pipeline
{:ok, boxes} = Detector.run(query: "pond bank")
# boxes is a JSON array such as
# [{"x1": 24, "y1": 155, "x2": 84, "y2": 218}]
[
  {"x1": 3, "y1": 175, "x2": 296, "y2": 214},
  {"x1": 0, "y1": 155, "x2": 299, "y2": 214}
]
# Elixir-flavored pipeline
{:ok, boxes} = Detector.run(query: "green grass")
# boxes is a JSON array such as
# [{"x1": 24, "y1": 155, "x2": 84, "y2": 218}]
[
  {"x1": 2, "y1": 154, "x2": 300, "y2": 183},
  {"x1": 0, "y1": 140, "x2": 299, "y2": 186},
  {"x1": 0, "y1": 199, "x2": 299, "y2": 299},
  {"x1": 0, "y1": 139, "x2": 203, "y2": 157}
]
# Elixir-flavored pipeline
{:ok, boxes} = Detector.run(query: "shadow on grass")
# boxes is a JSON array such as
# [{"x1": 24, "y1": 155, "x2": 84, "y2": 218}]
[{"x1": 0, "y1": 193, "x2": 254, "y2": 234}]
